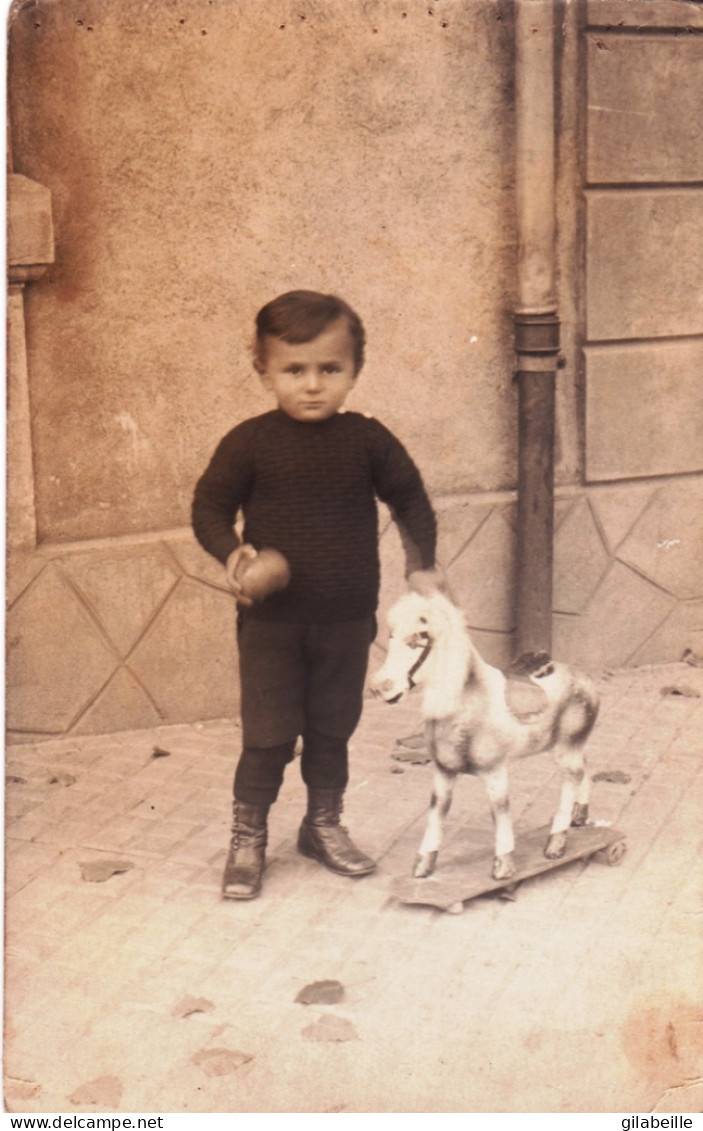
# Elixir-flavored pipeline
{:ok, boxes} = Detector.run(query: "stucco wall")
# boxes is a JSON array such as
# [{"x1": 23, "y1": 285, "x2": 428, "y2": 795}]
[{"x1": 10, "y1": 0, "x2": 517, "y2": 545}]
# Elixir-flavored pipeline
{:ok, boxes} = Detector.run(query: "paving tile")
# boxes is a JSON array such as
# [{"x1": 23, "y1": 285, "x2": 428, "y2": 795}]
[{"x1": 4, "y1": 660, "x2": 702, "y2": 1113}]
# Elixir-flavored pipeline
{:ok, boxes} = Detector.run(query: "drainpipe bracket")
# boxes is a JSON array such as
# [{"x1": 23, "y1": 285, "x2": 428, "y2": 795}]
[{"x1": 513, "y1": 310, "x2": 560, "y2": 357}]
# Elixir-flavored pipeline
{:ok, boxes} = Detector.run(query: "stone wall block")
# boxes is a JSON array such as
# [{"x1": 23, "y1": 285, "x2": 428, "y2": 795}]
[
  {"x1": 446, "y1": 509, "x2": 517, "y2": 632},
  {"x1": 587, "y1": 1, "x2": 703, "y2": 31},
  {"x1": 61, "y1": 544, "x2": 182, "y2": 655},
  {"x1": 553, "y1": 496, "x2": 610, "y2": 615},
  {"x1": 587, "y1": 35, "x2": 703, "y2": 184},
  {"x1": 586, "y1": 191, "x2": 703, "y2": 341},
  {"x1": 585, "y1": 341, "x2": 703, "y2": 481},
  {"x1": 127, "y1": 577, "x2": 239, "y2": 724},
  {"x1": 6, "y1": 564, "x2": 118, "y2": 734},
  {"x1": 616, "y1": 480, "x2": 703, "y2": 600}
]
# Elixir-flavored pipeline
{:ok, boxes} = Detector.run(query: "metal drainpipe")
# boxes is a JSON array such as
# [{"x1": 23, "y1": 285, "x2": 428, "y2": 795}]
[{"x1": 514, "y1": 0, "x2": 559, "y2": 658}]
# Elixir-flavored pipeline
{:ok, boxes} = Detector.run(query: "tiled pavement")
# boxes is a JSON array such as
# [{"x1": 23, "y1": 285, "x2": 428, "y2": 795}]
[{"x1": 4, "y1": 662, "x2": 703, "y2": 1114}]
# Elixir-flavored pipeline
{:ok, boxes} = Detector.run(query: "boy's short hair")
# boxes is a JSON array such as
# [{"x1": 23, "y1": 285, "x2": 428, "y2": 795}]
[{"x1": 254, "y1": 290, "x2": 366, "y2": 375}]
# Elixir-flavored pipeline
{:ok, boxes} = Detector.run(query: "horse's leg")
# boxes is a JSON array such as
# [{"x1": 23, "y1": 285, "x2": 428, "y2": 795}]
[
  {"x1": 571, "y1": 752, "x2": 590, "y2": 827},
  {"x1": 413, "y1": 765, "x2": 456, "y2": 878},
  {"x1": 483, "y1": 764, "x2": 515, "y2": 880},
  {"x1": 546, "y1": 747, "x2": 588, "y2": 858}
]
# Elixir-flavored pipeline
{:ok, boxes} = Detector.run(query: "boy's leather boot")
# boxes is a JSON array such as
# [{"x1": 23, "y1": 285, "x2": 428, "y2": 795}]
[
  {"x1": 297, "y1": 788, "x2": 376, "y2": 876},
  {"x1": 222, "y1": 801, "x2": 269, "y2": 899}
]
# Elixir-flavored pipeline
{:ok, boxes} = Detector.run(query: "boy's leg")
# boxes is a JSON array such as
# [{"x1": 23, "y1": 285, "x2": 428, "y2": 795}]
[
  {"x1": 233, "y1": 742, "x2": 297, "y2": 807},
  {"x1": 223, "y1": 617, "x2": 306, "y2": 899},
  {"x1": 297, "y1": 618, "x2": 377, "y2": 876},
  {"x1": 222, "y1": 741, "x2": 298, "y2": 899}
]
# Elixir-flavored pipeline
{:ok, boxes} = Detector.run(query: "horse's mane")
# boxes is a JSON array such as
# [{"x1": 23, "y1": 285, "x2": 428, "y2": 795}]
[{"x1": 417, "y1": 593, "x2": 473, "y2": 720}]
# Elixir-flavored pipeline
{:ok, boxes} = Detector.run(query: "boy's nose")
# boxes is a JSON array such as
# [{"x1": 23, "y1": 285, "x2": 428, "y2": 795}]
[{"x1": 305, "y1": 370, "x2": 322, "y2": 390}]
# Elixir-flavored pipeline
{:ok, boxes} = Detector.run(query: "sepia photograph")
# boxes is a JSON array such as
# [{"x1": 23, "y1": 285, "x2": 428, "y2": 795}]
[{"x1": 5, "y1": 0, "x2": 703, "y2": 1117}]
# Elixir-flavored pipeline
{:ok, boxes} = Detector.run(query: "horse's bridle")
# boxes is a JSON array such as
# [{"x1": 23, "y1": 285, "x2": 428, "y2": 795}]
[{"x1": 405, "y1": 630, "x2": 433, "y2": 688}]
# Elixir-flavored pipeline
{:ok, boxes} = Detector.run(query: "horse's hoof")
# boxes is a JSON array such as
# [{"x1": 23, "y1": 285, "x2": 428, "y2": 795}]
[
  {"x1": 545, "y1": 831, "x2": 567, "y2": 859},
  {"x1": 492, "y1": 854, "x2": 515, "y2": 880},
  {"x1": 571, "y1": 802, "x2": 589, "y2": 827},
  {"x1": 413, "y1": 852, "x2": 437, "y2": 878}
]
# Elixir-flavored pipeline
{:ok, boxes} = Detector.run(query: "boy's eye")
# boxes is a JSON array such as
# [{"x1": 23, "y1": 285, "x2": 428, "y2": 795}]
[{"x1": 322, "y1": 364, "x2": 341, "y2": 374}]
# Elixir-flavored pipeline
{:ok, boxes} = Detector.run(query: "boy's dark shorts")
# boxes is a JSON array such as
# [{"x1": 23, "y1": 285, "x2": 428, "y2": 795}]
[{"x1": 237, "y1": 615, "x2": 376, "y2": 749}]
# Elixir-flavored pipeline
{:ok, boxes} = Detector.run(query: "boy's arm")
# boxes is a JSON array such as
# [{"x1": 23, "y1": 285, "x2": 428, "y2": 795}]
[
  {"x1": 407, "y1": 565, "x2": 446, "y2": 596},
  {"x1": 395, "y1": 516, "x2": 446, "y2": 595},
  {"x1": 371, "y1": 423, "x2": 441, "y2": 588},
  {"x1": 191, "y1": 428, "x2": 254, "y2": 566}
]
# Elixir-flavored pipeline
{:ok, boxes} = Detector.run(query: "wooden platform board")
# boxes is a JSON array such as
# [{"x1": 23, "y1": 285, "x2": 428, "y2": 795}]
[{"x1": 390, "y1": 823, "x2": 627, "y2": 912}]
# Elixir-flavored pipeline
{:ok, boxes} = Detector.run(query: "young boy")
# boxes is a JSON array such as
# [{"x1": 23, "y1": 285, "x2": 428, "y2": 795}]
[{"x1": 192, "y1": 290, "x2": 439, "y2": 899}]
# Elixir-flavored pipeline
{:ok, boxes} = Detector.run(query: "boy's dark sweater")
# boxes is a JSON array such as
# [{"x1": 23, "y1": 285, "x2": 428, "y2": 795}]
[{"x1": 192, "y1": 408, "x2": 437, "y2": 623}]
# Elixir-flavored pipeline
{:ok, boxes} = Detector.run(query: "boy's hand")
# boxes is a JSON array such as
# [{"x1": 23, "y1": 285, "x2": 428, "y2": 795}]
[
  {"x1": 225, "y1": 544, "x2": 258, "y2": 607},
  {"x1": 407, "y1": 568, "x2": 445, "y2": 597}
]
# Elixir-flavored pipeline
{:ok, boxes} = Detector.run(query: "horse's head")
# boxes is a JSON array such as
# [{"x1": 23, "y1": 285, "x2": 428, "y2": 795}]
[{"x1": 370, "y1": 592, "x2": 436, "y2": 704}]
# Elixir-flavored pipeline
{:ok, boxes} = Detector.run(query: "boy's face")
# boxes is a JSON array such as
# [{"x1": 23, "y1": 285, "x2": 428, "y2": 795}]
[{"x1": 259, "y1": 316, "x2": 358, "y2": 423}]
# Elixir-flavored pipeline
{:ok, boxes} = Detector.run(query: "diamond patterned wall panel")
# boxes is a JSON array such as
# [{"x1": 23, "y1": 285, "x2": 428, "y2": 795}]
[
  {"x1": 629, "y1": 599, "x2": 703, "y2": 667},
  {"x1": 6, "y1": 476, "x2": 703, "y2": 739},
  {"x1": 553, "y1": 497, "x2": 610, "y2": 615},
  {"x1": 6, "y1": 549, "x2": 45, "y2": 608},
  {"x1": 588, "y1": 483, "x2": 655, "y2": 555},
  {"x1": 435, "y1": 498, "x2": 492, "y2": 569},
  {"x1": 446, "y1": 507, "x2": 517, "y2": 632},
  {"x1": 552, "y1": 561, "x2": 676, "y2": 670},
  {"x1": 61, "y1": 544, "x2": 181, "y2": 656},
  {"x1": 70, "y1": 666, "x2": 163, "y2": 736},
  {"x1": 127, "y1": 576, "x2": 239, "y2": 724},
  {"x1": 166, "y1": 536, "x2": 232, "y2": 593},
  {"x1": 616, "y1": 481, "x2": 703, "y2": 601},
  {"x1": 6, "y1": 563, "x2": 118, "y2": 734}
]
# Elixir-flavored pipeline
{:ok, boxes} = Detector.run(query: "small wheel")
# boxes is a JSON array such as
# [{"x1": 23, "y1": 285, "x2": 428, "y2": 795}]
[
  {"x1": 604, "y1": 839, "x2": 627, "y2": 866},
  {"x1": 592, "y1": 839, "x2": 627, "y2": 866}
]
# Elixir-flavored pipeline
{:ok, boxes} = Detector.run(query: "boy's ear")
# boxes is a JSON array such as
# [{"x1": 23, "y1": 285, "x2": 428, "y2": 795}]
[{"x1": 257, "y1": 367, "x2": 272, "y2": 390}]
